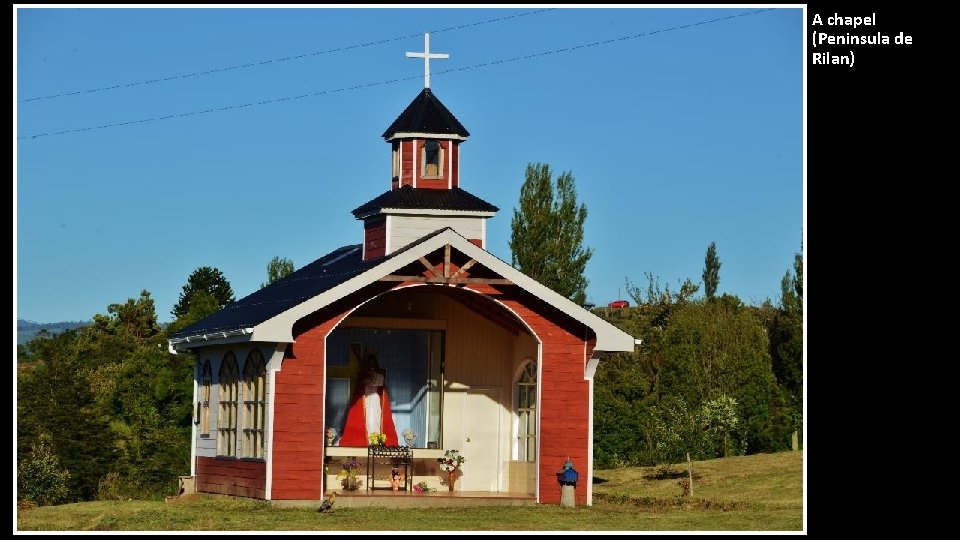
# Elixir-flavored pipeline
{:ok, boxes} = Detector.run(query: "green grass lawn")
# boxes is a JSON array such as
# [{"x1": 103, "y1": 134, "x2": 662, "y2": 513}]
[{"x1": 17, "y1": 451, "x2": 803, "y2": 532}]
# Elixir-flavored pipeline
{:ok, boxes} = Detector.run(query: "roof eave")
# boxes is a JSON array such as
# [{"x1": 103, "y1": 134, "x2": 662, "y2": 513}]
[
  {"x1": 355, "y1": 208, "x2": 497, "y2": 219},
  {"x1": 168, "y1": 327, "x2": 255, "y2": 354},
  {"x1": 384, "y1": 132, "x2": 468, "y2": 142}
]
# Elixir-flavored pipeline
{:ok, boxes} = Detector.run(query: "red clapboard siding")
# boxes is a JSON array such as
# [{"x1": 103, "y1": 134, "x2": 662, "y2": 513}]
[
  {"x1": 363, "y1": 217, "x2": 386, "y2": 260},
  {"x1": 195, "y1": 457, "x2": 266, "y2": 499},
  {"x1": 400, "y1": 140, "x2": 414, "y2": 186},
  {"x1": 417, "y1": 178, "x2": 447, "y2": 190}
]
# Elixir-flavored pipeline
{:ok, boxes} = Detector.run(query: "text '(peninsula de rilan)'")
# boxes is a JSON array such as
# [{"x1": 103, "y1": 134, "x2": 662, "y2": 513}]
[{"x1": 811, "y1": 12, "x2": 913, "y2": 67}]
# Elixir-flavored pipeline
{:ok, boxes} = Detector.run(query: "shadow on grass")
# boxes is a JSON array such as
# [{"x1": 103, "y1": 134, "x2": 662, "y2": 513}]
[
  {"x1": 643, "y1": 469, "x2": 703, "y2": 481},
  {"x1": 594, "y1": 492, "x2": 748, "y2": 511}
]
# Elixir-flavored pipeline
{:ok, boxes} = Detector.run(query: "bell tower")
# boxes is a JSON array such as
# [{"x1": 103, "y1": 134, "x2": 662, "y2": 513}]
[
  {"x1": 354, "y1": 34, "x2": 498, "y2": 261},
  {"x1": 384, "y1": 87, "x2": 468, "y2": 191}
]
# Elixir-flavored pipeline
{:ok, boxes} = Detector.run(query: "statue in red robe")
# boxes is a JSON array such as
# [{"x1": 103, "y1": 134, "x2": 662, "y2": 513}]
[{"x1": 339, "y1": 355, "x2": 399, "y2": 446}]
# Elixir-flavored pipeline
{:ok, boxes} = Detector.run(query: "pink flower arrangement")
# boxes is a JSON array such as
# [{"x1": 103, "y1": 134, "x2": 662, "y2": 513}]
[
  {"x1": 436, "y1": 449, "x2": 465, "y2": 471},
  {"x1": 413, "y1": 481, "x2": 433, "y2": 493}
]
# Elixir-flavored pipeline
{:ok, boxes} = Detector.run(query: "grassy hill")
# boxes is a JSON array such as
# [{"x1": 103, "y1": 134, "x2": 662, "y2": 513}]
[
  {"x1": 16, "y1": 451, "x2": 802, "y2": 531},
  {"x1": 17, "y1": 319, "x2": 88, "y2": 346}
]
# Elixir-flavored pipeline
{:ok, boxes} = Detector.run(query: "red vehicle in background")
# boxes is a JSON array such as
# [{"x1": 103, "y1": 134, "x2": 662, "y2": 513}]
[{"x1": 608, "y1": 300, "x2": 629, "y2": 308}]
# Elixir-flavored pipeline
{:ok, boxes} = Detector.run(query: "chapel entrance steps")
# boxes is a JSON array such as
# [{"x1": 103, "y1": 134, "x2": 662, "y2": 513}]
[{"x1": 270, "y1": 491, "x2": 536, "y2": 509}]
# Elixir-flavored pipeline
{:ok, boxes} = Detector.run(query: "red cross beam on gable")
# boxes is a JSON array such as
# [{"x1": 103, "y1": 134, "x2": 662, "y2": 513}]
[{"x1": 380, "y1": 244, "x2": 513, "y2": 286}]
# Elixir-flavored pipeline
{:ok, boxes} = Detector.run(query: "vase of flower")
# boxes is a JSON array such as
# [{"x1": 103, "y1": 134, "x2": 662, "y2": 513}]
[
  {"x1": 447, "y1": 468, "x2": 458, "y2": 492},
  {"x1": 437, "y1": 449, "x2": 465, "y2": 493}
]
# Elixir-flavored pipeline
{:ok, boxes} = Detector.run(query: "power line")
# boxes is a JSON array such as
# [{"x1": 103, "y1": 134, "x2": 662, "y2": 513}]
[
  {"x1": 20, "y1": 73, "x2": 423, "y2": 140},
  {"x1": 18, "y1": 9, "x2": 555, "y2": 103},
  {"x1": 436, "y1": 8, "x2": 773, "y2": 75},
  {"x1": 18, "y1": 9, "x2": 773, "y2": 141}
]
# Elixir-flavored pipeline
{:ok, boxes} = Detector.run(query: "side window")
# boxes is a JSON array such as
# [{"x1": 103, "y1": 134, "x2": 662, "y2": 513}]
[
  {"x1": 217, "y1": 352, "x2": 239, "y2": 457},
  {"x1": 242, "y1": 350, "x2": 267, "y2": 459},
  {"x1": 515, "y1": 361, "x2": 537, "y2": 461},
  {"x1": 200, "y1": 360, "x2": 212, "y2": 436}
]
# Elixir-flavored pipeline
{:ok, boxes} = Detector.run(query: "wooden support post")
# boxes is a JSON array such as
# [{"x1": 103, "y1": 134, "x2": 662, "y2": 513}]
[
  {"x1": 686, "y1": 452, "x2": 694, "y2": 497},
  {"x1": 443, "y1": 244, "x2": 451, "y2": 278}
]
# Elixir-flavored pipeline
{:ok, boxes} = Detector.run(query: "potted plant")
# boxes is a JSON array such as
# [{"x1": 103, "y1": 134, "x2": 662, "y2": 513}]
[{"x1": 338, "y1": 457, "x2": 363, "y2": 491}]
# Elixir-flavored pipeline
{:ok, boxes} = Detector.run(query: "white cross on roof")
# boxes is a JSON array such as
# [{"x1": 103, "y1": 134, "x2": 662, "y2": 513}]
[{"x1": 406, "y1": 33, "x2": 449, "y2": 89}]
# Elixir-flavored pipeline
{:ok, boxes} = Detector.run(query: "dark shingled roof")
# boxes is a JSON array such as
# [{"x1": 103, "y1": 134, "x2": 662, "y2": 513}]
[
  {"x1": 169, "y1": 244, "x2": 381, "y2": 338},
  {"x1": 382, "y1": 88, "x2": 469, "y2": 139},
  {"x1": 352, "y1": 185, "x2": 499, "y2": 217}
]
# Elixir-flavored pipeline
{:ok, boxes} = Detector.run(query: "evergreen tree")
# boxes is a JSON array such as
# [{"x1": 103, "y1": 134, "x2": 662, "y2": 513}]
[
  {"x1": 261, "y1": 256, "x2": 295, "y2": 288},
  {"x1": 171, "y1": 266, "x2": 235, "y2": 319},
  {"x1": 17, "y1": 329, "x2": 115, "y2": 501},
  {"x1": 509, "y1": 162, "x2": 593, "y2": 304},
  {"x1": 702, "y1": 242, "x2": 721, "y2": 299}
]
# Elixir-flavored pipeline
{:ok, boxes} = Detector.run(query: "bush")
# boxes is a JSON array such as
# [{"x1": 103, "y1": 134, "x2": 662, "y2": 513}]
[
  {"x1": 97, "y1": 471, "x2": 126, "y2": 501},
  {"x1": 700, "y1": 394, "x2": 745, "y2": 457},
  {"x1": 18, "y1": 437, "x2": 71, "y2": 506},
  {"x1": 651, "y1": 396, "x2": 710, "y2": 468}
]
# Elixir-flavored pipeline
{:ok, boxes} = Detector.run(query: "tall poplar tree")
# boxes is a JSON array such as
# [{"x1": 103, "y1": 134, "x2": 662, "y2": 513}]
[
  {"x1": 509, "y1": 162, "x2": 593, "y2": 304},
  {"x1": 702, "y1": 242, "x2": 721, "y2": 300}
]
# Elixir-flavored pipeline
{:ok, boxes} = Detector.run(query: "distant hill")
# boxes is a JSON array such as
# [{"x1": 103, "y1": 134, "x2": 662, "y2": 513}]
[{"x1": 17, "y1": 319, "x2": 89, "y2": 345}]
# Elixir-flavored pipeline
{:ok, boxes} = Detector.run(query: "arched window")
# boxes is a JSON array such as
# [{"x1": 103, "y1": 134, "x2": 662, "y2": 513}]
[
  {"x1": 242, "y1": 350, "x2": 267, "y2": 459},
  {"x1": 392, "y1": 143, "x2": 401, "y2": 180},
  {"x1": 515, "y1": 361, "x2": 537, "y2": 462},
  {"x1": 200, "y1": 360, "x2": 212, "y2": 436},
  {"x1": 422, "y1": 140, "x2": 443, "y2": 177},
  {"x1": 218, "y1": 352, "x2": 239, "y2": 457}
]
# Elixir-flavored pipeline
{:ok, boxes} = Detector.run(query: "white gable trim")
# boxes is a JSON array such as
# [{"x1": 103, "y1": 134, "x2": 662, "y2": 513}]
[{"x1": 249, "y1": 229, "x2": 634, "y2": 351}]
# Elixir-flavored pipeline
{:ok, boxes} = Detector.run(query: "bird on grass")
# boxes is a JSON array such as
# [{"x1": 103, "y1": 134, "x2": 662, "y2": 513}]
[{"x1": 318, "y1": 491, "x2": 338, "y2": 512}]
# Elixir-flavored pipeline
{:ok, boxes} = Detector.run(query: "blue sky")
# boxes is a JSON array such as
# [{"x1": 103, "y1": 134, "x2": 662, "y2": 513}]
[{"x1": 15, "y1": 6, "x2": 803, "y2": 323}]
